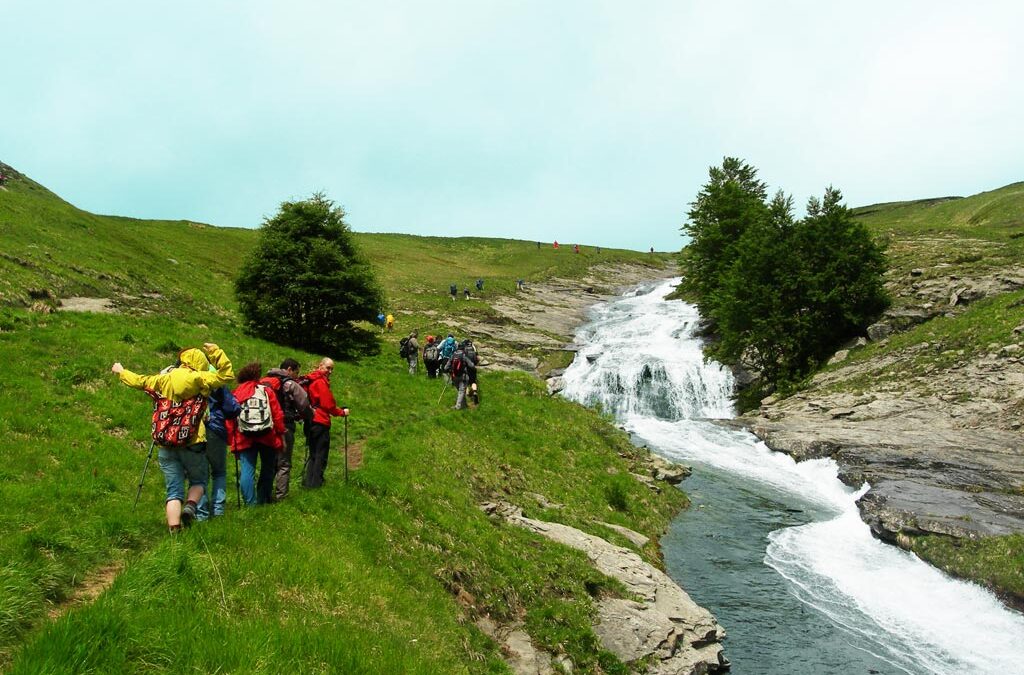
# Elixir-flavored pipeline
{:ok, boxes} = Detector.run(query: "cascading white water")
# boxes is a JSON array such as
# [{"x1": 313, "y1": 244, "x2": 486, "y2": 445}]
[{"x1": 561, "y1": 278, "x2": 1024, "y2": 675}]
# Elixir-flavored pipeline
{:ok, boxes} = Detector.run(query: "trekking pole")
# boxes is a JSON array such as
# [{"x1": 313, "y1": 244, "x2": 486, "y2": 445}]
[
  {"x1": 343, "y1": 413, "x2": 349, "y2": 484},
  {"x1": 133, "y1": 440, "x2": 157, "y2": 512},
  {"x1": 436, "y1": 378, "x2": 449, "y2": 405}
]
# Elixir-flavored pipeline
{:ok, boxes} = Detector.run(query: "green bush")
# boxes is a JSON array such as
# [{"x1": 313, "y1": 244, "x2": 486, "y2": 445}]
[
  {"x1": 681, "y1": 159, "x2": 889, "y2": 390},
  {"x1": 235, "y1": 193, "x2": 384, "y2": 360}
]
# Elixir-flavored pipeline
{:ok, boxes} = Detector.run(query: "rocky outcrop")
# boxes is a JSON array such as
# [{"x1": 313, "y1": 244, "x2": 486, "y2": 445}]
[
  {"x1": 727, "y1": 264, "x2": 1024, "y2": 549},
  {"x1": 482, "y1": 501, "x2": 728, "y2": 674},
  {"x1": 438, "y1": 263, "x2": 677, "y2": 374}
]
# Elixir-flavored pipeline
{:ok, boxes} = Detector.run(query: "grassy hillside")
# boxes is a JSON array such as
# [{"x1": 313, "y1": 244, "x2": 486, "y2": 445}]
[
  {"x1": 853, "y1": 181, "x2": 1024, "y2": 280},
  {"x1": 842, "y1": 184, "x2": 1024, "y2": 599},
  {"x1": 0, "y1": 165, "x2": 682, "y2": 672}
]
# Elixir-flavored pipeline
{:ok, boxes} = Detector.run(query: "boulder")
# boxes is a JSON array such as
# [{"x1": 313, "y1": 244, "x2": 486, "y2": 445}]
[
  {"x1": 827, "y1": 350, "x2": 850, "y2": 365},
  {"x1": 866, "y1": 322, "x2": 892, "y2": 341},
  {"x1": 597, "y1": 521, "x2": 650, "y2": 548},
  {"x1": 488, "y1": 502, "x2": 728, "y2": 674}
]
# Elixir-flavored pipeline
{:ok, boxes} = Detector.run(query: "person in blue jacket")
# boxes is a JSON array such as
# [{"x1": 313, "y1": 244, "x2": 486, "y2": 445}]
[
  {"x1": 438, "y1": 334, "x2": 458, "y2": 381},
  {"x1": 198, "y1": 384, "x2": 240, "y2": 520}
]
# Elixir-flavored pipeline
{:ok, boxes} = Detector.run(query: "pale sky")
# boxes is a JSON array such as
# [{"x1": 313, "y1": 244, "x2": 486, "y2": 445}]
[{"x1": 2, "y1": 1, "x2": 1022, "y2": 250}]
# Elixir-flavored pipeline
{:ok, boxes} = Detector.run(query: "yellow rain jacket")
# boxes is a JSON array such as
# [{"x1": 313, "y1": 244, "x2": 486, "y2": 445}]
[{"x1": 119, "y1": 344, "x2": 234, "y2": 445}]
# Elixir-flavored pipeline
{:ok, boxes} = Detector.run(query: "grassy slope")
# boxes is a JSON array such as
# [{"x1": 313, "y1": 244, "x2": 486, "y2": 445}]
[
  {"x1": 843, "y1": 183, "x2": 1024, "y2": 599},
  {"x1": 853, "y1": 181, "x2": 1024, "y2": 277},
  {"x1": 0, "y1": 168, "x2": 680, "y2": 673}
]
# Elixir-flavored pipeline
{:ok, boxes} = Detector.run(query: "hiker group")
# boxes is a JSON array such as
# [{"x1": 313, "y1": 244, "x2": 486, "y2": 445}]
[
  {"x1": 400, "y1": 332, "x2": 480, "y2": 410},
  {"x1": 111, "y1": 345, "x2": 348, "y2": 532}
]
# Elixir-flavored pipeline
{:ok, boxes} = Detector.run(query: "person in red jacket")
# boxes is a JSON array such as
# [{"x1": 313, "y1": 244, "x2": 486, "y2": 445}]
[
  {"x1": 303, "y1": 357, "x2": 348, "y2": 489},
  {"x1": 226, "y1": 362, "x2": 285, "y2": 505}
]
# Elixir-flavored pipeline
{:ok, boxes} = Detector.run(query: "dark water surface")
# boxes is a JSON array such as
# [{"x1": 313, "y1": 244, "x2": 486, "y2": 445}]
[
  {"x1": 662, "y1": 468, "x2": 899, "y2": 674},
  {"x1": 560, "y1": 279, "x2": 1024, "y2": 675}
]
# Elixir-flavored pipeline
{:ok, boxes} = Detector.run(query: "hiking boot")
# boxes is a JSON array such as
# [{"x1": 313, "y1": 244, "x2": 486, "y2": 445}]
[{"x1": 181, "y1": 502, "x2": 197, "y2": 527}]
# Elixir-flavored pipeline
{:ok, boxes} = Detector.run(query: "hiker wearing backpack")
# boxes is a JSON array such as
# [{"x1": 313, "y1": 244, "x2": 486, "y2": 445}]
[
  {"x1": 449, "y1": 345, "x2": 477, "y2": 410},
  {"x1": 438, "y1": 334, "x2": 458, "y2": 380},
  {"x1": 422, "y1": 335, "x2": 441, "y2": 378},
  {"x1": 263, "y1": 358, "x2": 312, "y2": 501},
  {"x1": 449, "y1": 283, "x2": 457, "y2": 301},
  {"x1": 197, "y1": 385, "x2": 240, "y2": 520},
  {"x1": 303, "y1": 358, "x2": 349, "y2": 489},
  {"x1": 461, "y1": 339, "x2": 481, "y2": 406},
  {"x1": 111, "y1": 343, "x2": 234, "y2": 531},
  {"x1": 226, "y1": 362, "x2": 286, "y2": 506},
  {"x1": 402, "y1": 331, "x2": 420, "y2": 375},
  {"x1": 386, "y1": 313, "x2": 395, "y2": 332}
]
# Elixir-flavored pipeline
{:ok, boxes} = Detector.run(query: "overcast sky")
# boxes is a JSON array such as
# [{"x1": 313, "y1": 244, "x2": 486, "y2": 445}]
[{"x1": 2, "y1": 1, "x2": 1022, "y2": 250}]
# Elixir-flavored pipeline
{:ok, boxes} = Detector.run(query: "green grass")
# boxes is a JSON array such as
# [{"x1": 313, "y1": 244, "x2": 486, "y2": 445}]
[
  {"x1": 910, "y1": 534, "x2": 1024, "y2": 609},
  {"x1": 0, "y1": 167, "x2": 684, "y2": 672},
  {"x1": 853, "y1": 181, "x2": 1024, "y2": 279},
  {"x1": 817, "y1": 289, "x2": 1024, "y2": 394}
]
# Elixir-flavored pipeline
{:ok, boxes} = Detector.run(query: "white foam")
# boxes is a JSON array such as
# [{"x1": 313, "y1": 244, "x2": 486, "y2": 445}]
[{"x1": 561, "y1": 279, "x2": 1024, "y2": 675}]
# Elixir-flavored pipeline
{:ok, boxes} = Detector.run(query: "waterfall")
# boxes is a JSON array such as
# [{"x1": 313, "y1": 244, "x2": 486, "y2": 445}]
[{"x1": 561, "y1": 277, "x2": 1024, "y2": 675}]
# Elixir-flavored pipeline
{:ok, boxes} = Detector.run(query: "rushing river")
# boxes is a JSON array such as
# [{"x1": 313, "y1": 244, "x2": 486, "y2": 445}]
[{"x1": 560, "y1": 278, "x2": 1024, "y2": 675}]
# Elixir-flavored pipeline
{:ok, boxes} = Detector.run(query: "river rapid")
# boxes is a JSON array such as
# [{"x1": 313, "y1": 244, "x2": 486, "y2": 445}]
[{"x1": 559, "y1": 278, "x2": 1024, "y2": 675}]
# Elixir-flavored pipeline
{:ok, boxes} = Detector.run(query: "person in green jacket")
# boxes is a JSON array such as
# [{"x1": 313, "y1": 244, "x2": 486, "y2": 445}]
[{"x1": 112, "y1": 343, "x2": 234, "y2": 531}]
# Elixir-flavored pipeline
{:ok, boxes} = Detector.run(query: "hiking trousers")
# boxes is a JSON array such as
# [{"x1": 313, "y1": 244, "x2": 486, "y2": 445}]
[
  {"x1": 408, "y1": 355, "x2": 418, "y2": 375},
  {"x1": 274, "y1": 421, "x2": 297, "y2": 500},
  {"x1": 454, "y1": 380, "x2": 469, "y2": 410},
  {"x1": 198, "y1": 432, "x2": 228, "y2": 519},
  {"x1": 304, "y1": 422, "x2": 331, "y2": 488},
  {"x1": 239, "y1": 443, "x2": 276, "y2": 506}
]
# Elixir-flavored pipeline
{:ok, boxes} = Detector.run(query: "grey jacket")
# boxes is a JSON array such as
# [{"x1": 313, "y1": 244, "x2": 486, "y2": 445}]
[{"x1": 266, "y1": 368, "x2": 312, "y2": 421}]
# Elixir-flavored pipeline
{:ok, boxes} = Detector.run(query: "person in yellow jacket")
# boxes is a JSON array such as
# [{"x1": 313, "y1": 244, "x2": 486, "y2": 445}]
[{"x1": 111, "y1": 343, "x2": 234, "y2": 531}]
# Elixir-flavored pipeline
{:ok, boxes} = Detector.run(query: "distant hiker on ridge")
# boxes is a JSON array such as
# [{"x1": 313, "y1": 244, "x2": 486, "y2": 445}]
[
  {"x1": 423, "y1": 335, "x2": 441, "y2": 379},
  {"x1": 403, "y1": 330, "x2": 420, "y2": 375},
  {"x1": 438, "y1": 334, "x2": 457, "y2": 380}
]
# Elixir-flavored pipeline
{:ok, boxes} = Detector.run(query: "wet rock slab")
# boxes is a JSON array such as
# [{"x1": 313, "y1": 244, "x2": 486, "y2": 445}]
[{"x1": 482, "y1": 501, "x2": 728, "y2": 674}]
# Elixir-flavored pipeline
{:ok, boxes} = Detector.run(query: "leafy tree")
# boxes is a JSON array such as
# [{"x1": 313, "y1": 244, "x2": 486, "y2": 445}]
[
  {"x1": 679, "y1": 157, "x2": 768, "y2": 319},
  {"x1": 790, "y1": 187, "x2": 889, "y2": 364},
  {"x1": 711, "y1": 191, "x2": 804, "y2": 384},
  {"x1": 681, "y1": 161, "x2": 889, "y2": 395},
  {"x1": 235, "y1": 193, "x2": 384, "y2": 359}
]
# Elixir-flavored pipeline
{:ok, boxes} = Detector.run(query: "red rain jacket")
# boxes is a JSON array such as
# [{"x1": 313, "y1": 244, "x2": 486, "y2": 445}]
[
  {"x1": 305, "y1": 370, "x2": 347, "y2": 427},
  {"x1": 226, "y1": 380, "x2": 286, "y2": 452}
]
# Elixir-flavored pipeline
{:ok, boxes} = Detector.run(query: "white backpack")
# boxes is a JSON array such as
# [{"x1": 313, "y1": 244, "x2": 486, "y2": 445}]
[{"x1": 238, "y1": 384, "x2": 273, "y2": 436}]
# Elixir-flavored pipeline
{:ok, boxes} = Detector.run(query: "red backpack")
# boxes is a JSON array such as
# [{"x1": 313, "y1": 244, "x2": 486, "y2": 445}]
[{"x1": 147, "y1": 390, "x2": 207, "y2": 447}]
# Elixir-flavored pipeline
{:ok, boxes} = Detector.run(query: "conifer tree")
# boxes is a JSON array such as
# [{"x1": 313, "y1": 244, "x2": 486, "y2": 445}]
[
  {"x1": 235, "y1": 193, "x2": 384, "y2": 358},
  {"x1": 682, "y1": 160, "x2": 889, "y2": 393}
]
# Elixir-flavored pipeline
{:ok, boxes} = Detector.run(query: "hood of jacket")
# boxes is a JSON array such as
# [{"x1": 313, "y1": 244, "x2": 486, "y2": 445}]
[{"x1": 179, "y1": 348, "x2": 211, "y2": 372}]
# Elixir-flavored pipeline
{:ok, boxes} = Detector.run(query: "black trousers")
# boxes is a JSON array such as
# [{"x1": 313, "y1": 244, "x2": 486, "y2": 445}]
[{"x1": 303, "y1": 422, "x2": 330, "y2": 488}]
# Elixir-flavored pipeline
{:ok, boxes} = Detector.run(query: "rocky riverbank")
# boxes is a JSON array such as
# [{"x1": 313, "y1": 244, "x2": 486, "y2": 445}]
[
  {"x1": 460, "y1": 262, "x2": 731, "y2": 673},
  {"x1": 442, "y1": 262, "x2": 679, "y2": 373},
  {"x1": 725, "y1": 261, "x2": 1024, "y2": 607}
]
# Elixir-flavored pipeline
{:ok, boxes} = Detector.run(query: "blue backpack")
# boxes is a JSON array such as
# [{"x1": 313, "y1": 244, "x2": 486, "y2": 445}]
[{"x1": 439, "y1": 337, "x2": 457, "y2": 359}]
